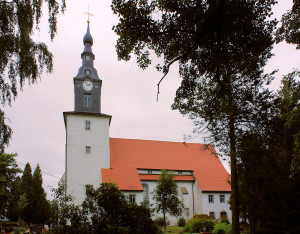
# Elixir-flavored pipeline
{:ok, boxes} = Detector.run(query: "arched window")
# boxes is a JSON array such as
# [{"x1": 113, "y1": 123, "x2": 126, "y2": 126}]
[{"x1": 220, "y1": 211, "x2": 227, "y2": 219}]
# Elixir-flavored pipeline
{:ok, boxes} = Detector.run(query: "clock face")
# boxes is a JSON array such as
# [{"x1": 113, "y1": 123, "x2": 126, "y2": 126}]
[{"x1": 83, "y1": 80, "x2": 93, "y2": 91}]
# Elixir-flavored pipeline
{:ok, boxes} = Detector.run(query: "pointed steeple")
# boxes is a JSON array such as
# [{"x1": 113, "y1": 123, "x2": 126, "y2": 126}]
[{"x1": 73, "y1": 20, "x2": 102, "y2": 113}]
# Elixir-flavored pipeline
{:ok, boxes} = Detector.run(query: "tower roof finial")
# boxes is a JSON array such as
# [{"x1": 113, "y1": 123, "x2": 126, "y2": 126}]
[{"x1": 83, "y1": 5, "x2": 94, "y2": 46}]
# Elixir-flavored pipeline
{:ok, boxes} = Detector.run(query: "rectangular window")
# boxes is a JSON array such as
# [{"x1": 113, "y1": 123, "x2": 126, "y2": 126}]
[
  {"x1": 84, "y1": 94, "x2": 92, "y2": 107},
  {"x1": 209, "y1": 212, "x2": 215, "y2": 219},
  {"x1": 86, "y1": 146, "x2": 91, "y2": 154},
  {"x1": 142, "y1": 184, "x2": 149, "y2": 202},
  {"x1": 85, "y1": 120, "x2": 91, "y2": 131},
  {"x1": 220, "y1": 195, "x2": 225, "y2": 203},
  {"x1": 178, "y1": 171, "x2": 183, "y2": 175},
  {"x1": 208, "y1": 195, "x2": 214, "y2": 203},
  {"x1": 148, "y1": 170, "x2": 152, "y2": 174},
  {"x1": 129, "y1": 194, "x2": 136, "y2": 203},
  {"x1": 86, "y1": 55, "x2": 90, "y2": 61}
]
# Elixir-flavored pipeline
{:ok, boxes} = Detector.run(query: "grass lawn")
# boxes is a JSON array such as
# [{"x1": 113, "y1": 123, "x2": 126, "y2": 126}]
[{"x1": 161, "y1": 225, "x2": 185, "y2": 233}]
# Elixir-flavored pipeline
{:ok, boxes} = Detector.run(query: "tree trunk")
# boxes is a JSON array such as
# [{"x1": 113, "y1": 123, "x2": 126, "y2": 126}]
[
  {"x1": 163, "y1": 211, "x2": 166, "y2": 229},
  {"x1": 229, "y1": 115, "x2": 240, "y2": 234}
]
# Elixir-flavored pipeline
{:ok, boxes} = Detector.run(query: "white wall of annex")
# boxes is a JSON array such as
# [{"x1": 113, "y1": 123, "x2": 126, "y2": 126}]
[{"x1": 202, "y1": 193, "x2": 231, "y2": 220}]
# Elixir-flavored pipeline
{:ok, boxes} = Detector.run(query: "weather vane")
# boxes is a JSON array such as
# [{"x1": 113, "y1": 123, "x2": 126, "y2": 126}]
[{"x1": 84, "y1": 5, "x2": 94, "y2": 23}]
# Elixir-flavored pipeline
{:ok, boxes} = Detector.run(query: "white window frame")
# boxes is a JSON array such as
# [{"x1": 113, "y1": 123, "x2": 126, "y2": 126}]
[
  {"x1": 85, "y1": 120, "x2": 91, "y2": 131},
  {"x1": 84, "y1": 94, "x2": 92, "y2": 107},
  {"x1": 208, "y1": 194, "x2": 214, "y2": 203},
  {"x1": 142, "y1": 184, "x2": 149, "y2": 202},
  {"x1": 220, "y1": 194, "x2": 225, "y2": 203},
  {"x1": 129, "y1": 194, "x2": 136, "y2": 203}
]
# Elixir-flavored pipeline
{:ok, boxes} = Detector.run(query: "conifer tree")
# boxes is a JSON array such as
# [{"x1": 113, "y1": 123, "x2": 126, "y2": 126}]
[
  {"x1": 20, "y1": 162, "x2": 34, "y2": 223},
  {"x1": 32, "y1": 164, "x2": 50, "y2": 224},
  {"x1": 6, "y1": 176, "x2": 22, "y2": 221}
]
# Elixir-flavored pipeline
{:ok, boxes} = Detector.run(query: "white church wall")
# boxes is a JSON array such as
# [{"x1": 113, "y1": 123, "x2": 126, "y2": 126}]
[
  {"x1": 201, "y1": 192, "x2": 231, "y2": 221},
  {"x1": 193, "y1": 181, "x2": 203, "y2": 215},
  {"x1": 65, "y1": 113, "x2": 110, "y2": 205}
]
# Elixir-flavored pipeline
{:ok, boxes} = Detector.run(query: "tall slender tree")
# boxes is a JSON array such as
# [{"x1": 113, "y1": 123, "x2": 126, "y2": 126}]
[
  {"x1": 111, "y1": 1, "x2": 277, "y2": 232},
  {"x1": 237, "y1": 71, "x2": 300, "y2": 233},
  {"x1": 20, "y1": 162, "x2": 34, "y2": 223},
  {"x1": 152, "y1": 169, "x2": 183, "y2": 229},
  {"x1": 32, "y1": 164, "x2": 50, "y2": 224}
]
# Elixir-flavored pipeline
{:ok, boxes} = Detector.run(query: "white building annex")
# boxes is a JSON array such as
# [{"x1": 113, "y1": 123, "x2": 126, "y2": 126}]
[{"x1": 63, "y1": 22, "x2": 232, "y2": 223}]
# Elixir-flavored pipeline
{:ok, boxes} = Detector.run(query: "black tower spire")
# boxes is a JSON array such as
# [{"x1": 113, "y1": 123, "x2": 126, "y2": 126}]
[{"x1": 73, "y1": 21, "x2": 102, "y2": 113}]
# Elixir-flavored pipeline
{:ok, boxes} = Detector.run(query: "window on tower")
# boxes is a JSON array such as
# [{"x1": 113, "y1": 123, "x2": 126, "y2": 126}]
[
  {"x1": 84, "y1": 94, "x2": 92, "y2": 107},
  {"x1": 86, "y1": 146, "x2": 91, "y2": 154},
  {"x1": 86, "y1": 55, "x2": 90, "y2": 61},
  {"x1": 85, "y1": 120, "x2": 91, "y2": 130},
  {"x1": 85, "y1": 69, "x2": 91, "y2": 75}
]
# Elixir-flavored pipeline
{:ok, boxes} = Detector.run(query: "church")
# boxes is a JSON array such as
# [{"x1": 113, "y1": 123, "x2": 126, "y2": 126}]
[{"x1": 61, "y1": 22, "x2": 231, "y2": 223}]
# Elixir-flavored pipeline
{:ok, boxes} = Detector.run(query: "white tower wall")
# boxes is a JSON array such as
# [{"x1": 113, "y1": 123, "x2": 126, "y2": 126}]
[{"x1": 64, "y1": 113, "x2": 111, "y2": 205}]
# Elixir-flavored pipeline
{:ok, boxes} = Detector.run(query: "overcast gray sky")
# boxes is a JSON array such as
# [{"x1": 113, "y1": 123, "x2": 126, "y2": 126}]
[{"x1": 4, "y1": 0, "x2": 299, "y2": 199}]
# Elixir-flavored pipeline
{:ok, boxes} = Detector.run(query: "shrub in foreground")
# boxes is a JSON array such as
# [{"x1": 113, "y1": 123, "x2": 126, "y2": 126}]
[
  {"x1": 184, "y1": 218, "x2": 215, "y2": 233},
  {"x1": 212, "y1": 221, "x2": 232, "y2": 234},
  {"x1": 177, "y1": 217, "x2": 186, "y2": 227}
]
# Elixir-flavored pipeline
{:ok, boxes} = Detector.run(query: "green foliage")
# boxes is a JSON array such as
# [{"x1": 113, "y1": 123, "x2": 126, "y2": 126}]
[
  {"x1": 275, "y1": 1, "x2": 300, "y2": 49},
  {"x1": 0, "y1": 110, "x2": 11, "y2": 152},
  {"x1": 212, "y1": 221, "x2": 232, "y2": 234},
  {"x1": 177, "y1": 217, "x2": 186, "y2": 227},
  {"x1": 111, "y1": 1, "x2": 277, "y2": 232},
  {"x1": 152, "y1": 169, "x2": 183, "y2": 229},
  {"x1": 184, "y1": 218, "x2": 215, "y2": 233},
  {"x1": 154, "y1": 216, "x2": 170, "y2": 227},
  {"x1": 31, "y1": 164, "x2": 50, "y2": 224},
  {"x1": 6, "y1": 176, "x2": 22, "y2": 220},
  {"x1": 0, "y1": 153, "x2": 20, "y2": 218},
  {"x1": 0, "y1": 0, "x2": 66, "y2": 152},
  {"x1": 50, "y1": 183, "x2": 87, "y2": 231},
  {"x1": 237, "y1": 71, "x2": 300, "y2": 233},
  {"x1": 83, "y1": 183, "x2": 160, "y2": 234}
]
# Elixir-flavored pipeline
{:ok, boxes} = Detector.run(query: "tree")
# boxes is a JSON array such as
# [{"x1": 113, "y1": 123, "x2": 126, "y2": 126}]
[
  {"x1": 83, "y1": 183, "x2": 160, "y2": 234},
  {"x1": 275, "y1": 0, "x2": 300, "y2": 48},
  {"x1": 111, "y1": 1, "x2": 277, "y2": 232},
  {"x1": 6, "y1": 176, "x2": 22, "y2": 221},
  {"x1": 152, "y1": 169, "x2": 183, "y2": 229},
  {"x1": 31, "y1": 164, "x2": 50, "y2": 224},
  {"x1": 0, "y1": 153, "x2": 20, "y2": 218},
  {"x1": 237, "y1": 71, "x2": 300, "y2": 233},
  {"x1": 20, "y1": 162, "x2": 34, "y2": 223},
  {"x1": 0, "y1": 0, "x2": 66, "y2": 152}
]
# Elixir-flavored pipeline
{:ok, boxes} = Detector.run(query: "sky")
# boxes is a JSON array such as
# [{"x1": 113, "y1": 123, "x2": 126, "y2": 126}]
[{"x1": 3, "y1": 0, "x2": 299, "y2": 199}]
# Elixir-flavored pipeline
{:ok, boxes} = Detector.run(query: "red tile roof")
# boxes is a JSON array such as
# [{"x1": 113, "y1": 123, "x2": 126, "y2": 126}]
[{"x1": 102, "y1": 138, "x2": 231, "y2": 192}]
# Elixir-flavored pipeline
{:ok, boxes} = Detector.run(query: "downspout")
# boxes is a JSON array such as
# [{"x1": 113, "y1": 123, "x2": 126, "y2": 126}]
[{"x1": 192, "y1": 182, "x2": 195, "y2": 217}]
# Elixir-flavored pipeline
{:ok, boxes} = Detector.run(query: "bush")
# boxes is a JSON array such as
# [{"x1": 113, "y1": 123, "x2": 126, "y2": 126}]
[
  {"x1": 154, "y1": 216, "x2": 170, "y2": 227},
  {"x1": 193, "y1": 213, "x2": 211, "y2": 220},
  {"x1": 184, "y1": 218, "x2": 215, "y2": 233},
  {"x1": 177, "y1": 217, "x2": 186, "y2": 227},
  {"x1": 212, "y1": 221, "x2": 232, "y2": 234}
]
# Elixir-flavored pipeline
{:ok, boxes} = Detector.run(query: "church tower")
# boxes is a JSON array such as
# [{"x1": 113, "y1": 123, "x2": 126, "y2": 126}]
[
  {"x1": 74, "y1": 21, "x2": 101, "y2": 113},
  {"x1": 63, "y1": 21, "x2": 111, "y2": 205}
]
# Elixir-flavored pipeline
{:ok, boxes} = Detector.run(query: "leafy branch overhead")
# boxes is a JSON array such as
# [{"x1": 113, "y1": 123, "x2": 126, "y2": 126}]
[
  {"x1": 0, "y1": 0, "x2": 66, "y2": 151},
  {"x1": 112, "y1": 0, "x2": 277, "y2": 98}
]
